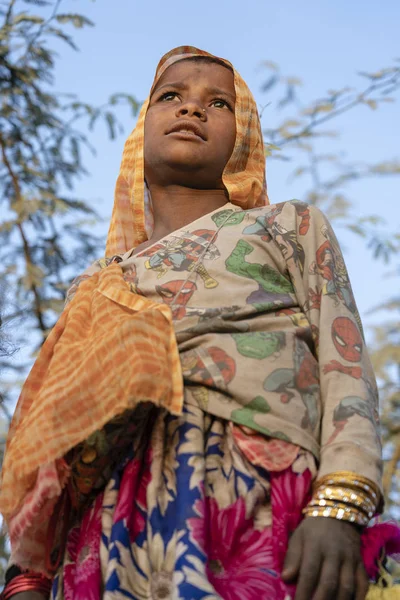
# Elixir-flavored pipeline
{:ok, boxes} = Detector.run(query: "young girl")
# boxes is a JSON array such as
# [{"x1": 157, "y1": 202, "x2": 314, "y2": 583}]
[{"x1": 1, "y1": 46, "x2": 399, "y2": 600}]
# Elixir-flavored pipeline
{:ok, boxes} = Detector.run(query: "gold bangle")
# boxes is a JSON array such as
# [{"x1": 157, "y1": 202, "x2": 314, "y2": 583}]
[
  {"x1": 314, "y1": 471, "x2": 380, "y2": 503},
  {"x1": 307, "y1": 498, "x2": 365, "y2": 516},
  {"x1": 313, "y1": 485, "x2": 375, "y2": 517},
  {"x1": 303, "y1": 504, "x2": 369, "y2": 526}
]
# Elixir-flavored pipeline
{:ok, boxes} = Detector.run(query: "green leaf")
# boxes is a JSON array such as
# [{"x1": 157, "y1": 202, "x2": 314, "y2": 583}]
[
  {"x1": 105, "y1": 112, "x2": 116, "y2": 139},
  {"x1": 285, "y1": 76, "x2": 302, "y2": 86},
  {"x1": 365, "y1": 99, "x2": 377, "y2": 110},
  {"x1": 13, "y1": 12, "x2": 44, "y2": 25},
  {"x1": 260, "y1": 60, "x2": 279, "y2": 71},
  {"x1": 55, "y1": 14, "x2": 94, "y2": 28}
]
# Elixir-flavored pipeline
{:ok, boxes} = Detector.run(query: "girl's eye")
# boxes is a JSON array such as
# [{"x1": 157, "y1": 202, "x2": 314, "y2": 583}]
[
  {"x1": 211, "y1": 99, "x2": 231, "y2": 110},
  {"x1": 160, "y1": 92, "x2": 179, "y2": 102}
]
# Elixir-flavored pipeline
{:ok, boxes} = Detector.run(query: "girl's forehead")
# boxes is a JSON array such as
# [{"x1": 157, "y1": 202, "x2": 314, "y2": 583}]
[{"x1": 153, "y1": 60, "x2": 235, "y2": 95}]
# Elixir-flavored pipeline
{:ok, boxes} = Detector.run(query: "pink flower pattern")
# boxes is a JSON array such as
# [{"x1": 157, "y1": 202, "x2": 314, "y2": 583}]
[
  {"x1": 63, "y1": 493, "x2": 103, "y2": 600},
  {"x1": 53, "y1": 408, "x2": 400, "y2": 600},
  {"x1": 113, "y1": 449, "x2": 151, "y2": 542},
  {"x1": 188, "y1": 496, "x2": 291, "y2": 600}
]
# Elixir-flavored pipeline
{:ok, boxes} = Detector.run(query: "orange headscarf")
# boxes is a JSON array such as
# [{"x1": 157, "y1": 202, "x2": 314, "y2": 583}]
[
  {"x1": 0, "y1": 47, "x2": 269, "y2": 566},
  {"x1": 106, "y1": 46, "x2": 268, "y2": 256}
]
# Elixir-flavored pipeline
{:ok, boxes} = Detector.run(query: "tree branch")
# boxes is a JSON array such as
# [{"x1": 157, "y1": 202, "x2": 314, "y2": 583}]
[{"x1": 0, "y1": 132, "x2": 47, "y2": 336}]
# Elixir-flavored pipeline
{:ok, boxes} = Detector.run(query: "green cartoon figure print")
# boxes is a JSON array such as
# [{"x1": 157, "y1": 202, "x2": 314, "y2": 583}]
[
  {"x1": 211, "y1": 209, "x2": 247, "y2": 228},
  {"x1": 225, "y1": 239, "x2": 294, "y2": 308},
  {"x1": 231, "y1": 396, "x2": 290, "y2": 441},
  {"x1": 231, "y1": 331, "x2": 286, "y2": 360}
]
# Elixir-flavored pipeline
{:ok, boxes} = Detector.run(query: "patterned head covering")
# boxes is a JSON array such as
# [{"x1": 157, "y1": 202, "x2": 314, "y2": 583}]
[
  {"x1": 0, "y1": 48, "x2": 269, "y2": 562},
  {"x1": 106, "y1": 46, "x2": 268, "y2": 256}
]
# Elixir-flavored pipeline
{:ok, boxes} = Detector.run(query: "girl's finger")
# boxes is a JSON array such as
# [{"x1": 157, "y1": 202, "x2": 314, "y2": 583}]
[
  {"x1": 293, "y1": 553, "x2": 323, "y2": 600},
  {"x1": 282, "y1": 529, "x2": 303, "y2": 582},
  {"x1": 337, "y1": 559, "x2": 356, "y2": 600},
  {"x1": 311, "y1": 555, "x2": 341, "y2": 600},
  {"x1": 355, "y1": 561, "x2": 370, "y2": 600}
]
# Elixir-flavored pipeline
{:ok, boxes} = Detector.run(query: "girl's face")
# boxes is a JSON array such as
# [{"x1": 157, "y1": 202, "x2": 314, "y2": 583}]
[{"x1": 144, "y1": 60, "x2": 236, "y2": 190}]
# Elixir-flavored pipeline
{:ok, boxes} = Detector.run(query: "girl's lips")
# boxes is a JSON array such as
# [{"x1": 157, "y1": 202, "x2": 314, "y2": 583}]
[
  {"x1": 167, "y1": 130, "x2": 205, "y2": 142},
  {"x1": 166, "y1": 120, "x2": 207, "y2": 140}
]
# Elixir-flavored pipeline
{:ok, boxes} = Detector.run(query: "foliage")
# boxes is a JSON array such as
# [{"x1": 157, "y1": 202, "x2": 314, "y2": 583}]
[
  {"x1": 260, "y1": 59, "x2": 400, "y2": 258},
  {"x1": 369, "y1": 270, "x2": 400, "y2": 513},
  {"x1": 0, "y1": 0, "x2": 139, "y2": 408},
  {"x1": 0, "y1": 0, "x2": 138, "y2": 582}
]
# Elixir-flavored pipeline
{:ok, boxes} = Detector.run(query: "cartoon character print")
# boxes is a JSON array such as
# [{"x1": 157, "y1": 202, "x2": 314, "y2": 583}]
[
  {"x1": 263, "y1": 338, "x2": 319, "y2": 430},
  {"x1": 231, "y1": 331, "x2": 286, "y2": 360},
  {"x1": 185, "y1": 305, "x2": 242, "y2": 322},
  {"x1": 322, "y1": 313, "x2": 374, "y2": 436},
  {"x1": 242, "y1": 201, "x2": 310, "y2": 241},
  {"x1": 211, "y1": 209, "x2": 246, "y2": 228},
  {"x1": 183, "y1": 307, "x2": 250, "y2": 336},
  {"x1": 276, "y1": 309, "x2": 320, "y2": 354},
  {"x1": 231, "y1": 395, "x2": 291, "y2": 441},
  {"x1": 123, "y1": 264, "x2": 141, "y2": 294},
  {"x1": 323, "y1": 316, "x2": 364, "y2": 377},
  {"x1": 155, "y1": 280, "x2": 197, "y2": 320},
  {"x1": 181, "y1": 346, "x2": 236, "y2": 409},
  {"x1": 322, "y1": 316, "x2": 378, "y2": 442},
  {"x1": 308, "y1": 225, "x2": 360, "y2": 326},
  {"x1": 332, "y1": 316, "x2": 362, "y2": 362},
  {"x1": 271, "y1": 221, "x2": 306, "y2": 275},
  {"x1": 142, "y1": 229, "x2": 220, "y2": 289},
  {"x1": 292, "y1": 201, "x2": 311, "y2": 236},
  {"x1": 242, "y1": 204, "x2": 285, "y2": 242},
  {"x1": 225, "y1": 240, "x2": 294, "y2": 308},
  {"x1": 326, "y1": 396, "x2": 379, "y2": 445}
]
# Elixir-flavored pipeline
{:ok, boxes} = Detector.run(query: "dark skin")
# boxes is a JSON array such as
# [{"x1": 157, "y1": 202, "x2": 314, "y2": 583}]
[
  {"x1": 12, "y1": 60, "x2": 370, "y2": 600},
  {"x1": 135, "y1": 59, "x2": 237, "y2": 254}
]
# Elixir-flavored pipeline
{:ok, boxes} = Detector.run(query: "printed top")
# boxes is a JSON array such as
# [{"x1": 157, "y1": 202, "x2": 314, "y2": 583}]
[{"x1": 70, "y1": 200, "x2": 382, "y2": 487}]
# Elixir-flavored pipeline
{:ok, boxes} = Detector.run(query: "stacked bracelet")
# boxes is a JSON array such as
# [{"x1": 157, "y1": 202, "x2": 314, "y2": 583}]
[
  {"x1": 0, "y1": 572, "x2": 52, "y2": 599},
  {"x1": 303, "y1": 471, "x2": 381, "y2": 527}
]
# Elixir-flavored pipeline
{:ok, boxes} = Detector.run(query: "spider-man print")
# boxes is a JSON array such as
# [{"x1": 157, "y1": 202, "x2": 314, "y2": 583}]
[
  {"x1": 331, "y1": 316, "x2": 362, "y2": 362},
  {"x1": 181, "y1": 346, "x2": 236, "y2": 389},
  {"x1": 155, "y1": 280, "x2": 197, "y2": 320}
]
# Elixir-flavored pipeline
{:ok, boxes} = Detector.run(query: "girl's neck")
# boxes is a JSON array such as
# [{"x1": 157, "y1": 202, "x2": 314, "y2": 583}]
[{"x1": 147, "y1": 184, "x2": 229, "y2": 242}]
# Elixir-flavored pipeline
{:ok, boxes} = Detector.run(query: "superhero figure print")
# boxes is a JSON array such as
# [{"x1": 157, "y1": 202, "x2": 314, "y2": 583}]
[
  {"x1": 308, "y1": 224, "x2": 360, "y2": 324},
  {"x1": 242, "y1": 201, "x2": 311, "y2": 240},
  {"x1": 181, "y1": 346, "x2": 236, "y2": 410},
  {"x1": 323, "y1": 316, "x2": 364, "y2": 378},
  {"x1": 271, "y1": 221, "x2": 306, "y2": 275},
  {"x1": 231, "y1": 331, "x2": 286, "y2": 360},
  {"x1": 142, "y1": 229, "x2": 220, "y2": 289},
  {"x1": 326, "y1": 395, "x2": 379, "y2": 445},
  {"x1": 211, "y1": 209, "x2": 246, "y2": 228},
  {"x1": 322, "y1": 316, "x2": 379, "y2": 443},
  {"x1": 225, "y1": 239, "x2": 294, "y2": 308},
  {"x1": 123, "y1": 264, "x2": 140, "y2": 294},
  {"x1": 332, "y1": 316, "x2": 362, "y2": 360},
  {"x1": 263, "y1": 337, "x2": 320, "y2": 430},
  {"x1": 155, "y1": 280, "x2": 197, "y2": 320}
]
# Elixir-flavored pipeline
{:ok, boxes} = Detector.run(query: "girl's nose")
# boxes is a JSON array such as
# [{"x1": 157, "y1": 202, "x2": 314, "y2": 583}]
[{"x1": 175, "y1": 101, "x2": 207, "y2": 121}]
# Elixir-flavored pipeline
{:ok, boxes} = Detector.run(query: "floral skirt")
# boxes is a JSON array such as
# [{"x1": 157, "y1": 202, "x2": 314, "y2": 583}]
[{"x1": 51, "y1": 403, "x2": 398, "y2": 600}]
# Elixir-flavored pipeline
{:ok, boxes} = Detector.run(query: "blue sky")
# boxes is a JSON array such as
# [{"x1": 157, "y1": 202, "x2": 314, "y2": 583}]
[{"x1": 52, "y1": 0, "x2": 400, "y2": 332}]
